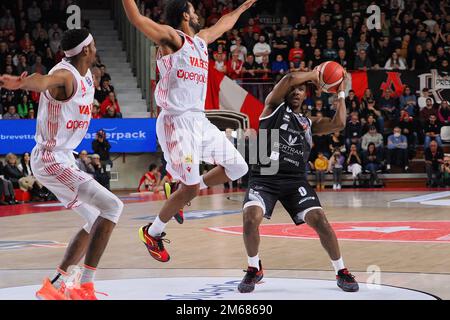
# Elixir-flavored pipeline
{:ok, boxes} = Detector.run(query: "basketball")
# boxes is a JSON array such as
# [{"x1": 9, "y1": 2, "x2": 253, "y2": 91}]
[{"x1": 317, "y1": 61, "x2": 345, "y2": 93}]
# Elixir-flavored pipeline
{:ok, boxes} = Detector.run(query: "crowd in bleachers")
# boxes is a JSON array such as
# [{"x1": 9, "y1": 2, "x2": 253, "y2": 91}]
[{"x1": 0, "y1": 0, "x2": 122, "y2": 119}]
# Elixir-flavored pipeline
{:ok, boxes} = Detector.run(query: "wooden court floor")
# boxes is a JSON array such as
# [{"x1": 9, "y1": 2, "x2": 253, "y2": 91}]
[{"x1": 0, "y1": 188, "x2": 449, "y2": 299}]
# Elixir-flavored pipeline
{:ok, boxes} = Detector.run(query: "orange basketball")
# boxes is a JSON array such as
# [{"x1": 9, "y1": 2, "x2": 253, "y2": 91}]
[{"x1": 317, "y1": 61, "x2": 345, "y2": 93}]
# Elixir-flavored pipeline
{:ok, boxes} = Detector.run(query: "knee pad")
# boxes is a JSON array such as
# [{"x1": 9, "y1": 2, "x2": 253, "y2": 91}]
[
  {"x1": 78, "y1": 180, "x2": 124, "y2": 224},
  {"x1": 224, "y1": 154, "x2": 248, "y2": 181}
]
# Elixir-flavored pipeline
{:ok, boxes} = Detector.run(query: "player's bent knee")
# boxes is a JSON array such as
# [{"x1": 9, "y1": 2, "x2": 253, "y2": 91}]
[
  {"x1": 243, "y1": 207, "x2": 264, "y2": 229},
  {"x1": 305, "y1": 209, "x2": 328, "y2": 229},
  {"x1": 180, "y1": 183, "x2": 200, "y2": 199},
  {"x1": 99, "y1": 196, "x2": 124, "y2": 224}
]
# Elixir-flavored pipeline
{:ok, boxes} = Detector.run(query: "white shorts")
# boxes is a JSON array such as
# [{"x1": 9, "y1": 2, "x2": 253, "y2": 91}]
[
  {"x1": 156, "y1": 111, "x2": 243, "y2": 185},
  {"x1": 31, "y1": 146, "x2": 93, "y2": 209}
]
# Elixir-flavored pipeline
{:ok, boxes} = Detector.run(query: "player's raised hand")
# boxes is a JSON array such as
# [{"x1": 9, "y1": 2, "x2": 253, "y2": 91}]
[
  {"x1": 0, "y1": 72, "x2": 28, "y2": 90},
  {"x1": 240, "y1": 0, "x2": 257, "y2": 11}
]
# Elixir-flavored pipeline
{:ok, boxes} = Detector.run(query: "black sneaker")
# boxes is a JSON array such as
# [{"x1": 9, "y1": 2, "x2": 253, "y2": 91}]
[
  {"x1": 238, "y1": 261, "x2": 264, "y2": 293},
  {"x1": 336, "y1": 268, "x2": 359, "y2": 292}
]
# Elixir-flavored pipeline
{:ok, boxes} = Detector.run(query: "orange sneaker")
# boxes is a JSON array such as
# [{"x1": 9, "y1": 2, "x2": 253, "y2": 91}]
[
  {"x1": 138, "y1": 223, "x2": 170, "y2": 262},
  {"x1": 35, "y1": 278, "x2": 67, "y2": 300},
  {"x1": 67, "y1": 282, "x2": 107, "y2": 300}
]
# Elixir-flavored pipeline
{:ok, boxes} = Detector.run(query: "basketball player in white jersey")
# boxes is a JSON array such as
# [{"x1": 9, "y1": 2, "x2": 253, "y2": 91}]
[
  {"x1": 123, "y1": 0, "x2": 256, "y2": 262},
  {"x1": 0, "y1": 29, "x2": 124, "y2": 300}
]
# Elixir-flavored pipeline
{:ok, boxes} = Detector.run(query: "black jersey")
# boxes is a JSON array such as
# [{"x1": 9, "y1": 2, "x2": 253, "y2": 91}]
[{"x1": 251, "y1": 103, "x2": 313, "y2": 178}]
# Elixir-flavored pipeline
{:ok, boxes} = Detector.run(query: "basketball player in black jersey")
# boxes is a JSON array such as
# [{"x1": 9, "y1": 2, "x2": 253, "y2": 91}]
[{"x1": 238, "y1": 69, "x2": 359, "y2": 293}]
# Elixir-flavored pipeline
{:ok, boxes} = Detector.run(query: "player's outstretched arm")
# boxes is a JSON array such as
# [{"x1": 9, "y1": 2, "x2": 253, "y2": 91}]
[
  {"x1": 0, "y1": 70, "x2": 72, "y2": 94},
  {"x1": 122, "y1": 0, "x2": 181, "y2": 48},
  {"x1": 198, "y1": 0, "x2": 257, "y2": 44},
  {"x1": 311, "y1": 74, "x2": 348, "y2": 136},
  {"x1": 260, "y1": 70, "x2": 319, "y2": 118}
]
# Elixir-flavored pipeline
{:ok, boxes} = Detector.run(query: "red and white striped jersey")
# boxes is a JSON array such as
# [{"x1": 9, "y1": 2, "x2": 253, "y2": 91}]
[
  {"x1": 35, "y1": 59, "x2": 94, "y2": 151},
  {"x1": 155, "y1": 30, "x2": 209, "y2": 114}
]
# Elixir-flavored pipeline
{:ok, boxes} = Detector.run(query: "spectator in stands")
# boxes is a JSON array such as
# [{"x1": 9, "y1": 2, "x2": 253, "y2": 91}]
[
  {"x1": 43, "y1": 47, "x2": 56, "y2": 70},
  {"x1": 49, "y1": 31, "x2": 61, "y2": 55},
  {"x1": 3, "y1": 153, "x2": 25, "y2": 189},
  {"x1": 16, "y1": 55, "x2": 31, "y2": 75},
  {"x1": 346, "y1": 143, "x2": 363, "y2": 187},
  {"x1": 411, "y1": 44, "x2": 429, "y2": 71},
  {"x1": 328, "y1": 150, "x2": 344, "y2": 190},
  {"x1": 28, "y1": 1, "x2": 42, "y2": 23},
  {"x1": 91, "y1": 154, "x2": 111, "y2": 190},
  {"x1": 17, "y1": 94, "x2": 34, "y2": 119},
  {"x1": 17, "y1": 152, "x2": 49, "y2": 201},
  {"x1": 335, "y1": 48, "x2": 351, "y2": 70},
  {"x1": 384, "y1": 51, "x2": 407, "y2": 70},
  {"x1": 288, "y1": 40, "x2": 304, "y2": 69},
  {"x1": 214, "y1": 50, "x2": 227, "y2": 73},
  {"x1": 92, "y1": 129, "x2": 112, "y2": 168},
  {"x1": 271, "y1": 54, "x2": 289, "y2": 82},
  {"x1": 323, "y1": 39, "x2": 338, "y2": 61},
  {"x1": 271, "y1": 29, "x2": 289, "y2": 61},
  {"x1": 0, "y1": 160, "x2": 16, "y2": 205},
  {"x1": 398, "y1": 110, "x2": 418, "y2": 158},
  {"x1": 3, "y1": 105, "x2": 20, "y2": 120},
  {"x1": 425, "y1": 140, "x2": 444, "y2": 188},
  {"x1": 308, "y1": 48, "x2": 324, "y2": 70},
  {"x1": 314, "y1": 152, "x2": 328, "y2": 191},
  {"x1": 438, "y1": 100, "x2": 450, "y2": 126},
  {"x1": 100, "y1": 92, "x2": 122, "y2": 118},
  {"x1": 27, "y1": 108, "x2": 35, "y2": 119},
  {"x1": 399, "y1": 86, "x2": 418, "y2": 116},
  {"x1": 345, "y1": 90, "x2": 359, "y2": 113},
  {"x1": 91, "y1": 103, "x2": 101, "y2": 119},
  {"x1": 418, "y1": 88, "x2": 433, "y2": 110},
  {"x1": 328, "y1": 131, "x2": 345, "y2": 155},
  {"x1": 103, "y1": 106, "x2": 122, "y2": 119},
  {"x1": 253, "y1": 35, "x2": 271, "y2": 64},
  {"x1": 379, "y1": 89, "x2": 399, "y2": 121},
  {"x1": 441, "y1": 155, "x2": 450, "y2": 187},
  {"x1": 256, "y1": 55, "x2": 272, "y2": 81},
  {"x1": 354, "y1": 49, "x2": 372, "y2": 71},
  {"x1": 360, "y1": 98, "x2": 384, "y2": 132},
  {"x1": 420, "y1": 97, "x2": 438, "y2": 125},
  {"x1": 76, "y1": 150, "x2": 95, "y2": 177},
  {"x1": 227, "y1": 51, "x2": 244, "y2": 81},
  {"x1": 387, "y1": 126, "x2": 409, "y2": 172},
  {"x1": 312, "y1": 99, "x2": 329, "y2": 118},
  {"x1": 361, "y1": 126, "x2": 383, "y2": 154},
  {"x1": 345, "y1": 112, "x2": 362, "y2": 149},
  {"x1": 229, "y1": 37, "x2": 247, "y2": 62},
  {"x1": 31, "y1": 56, "x2": 47, "y2": 75},
  {"x1": 424, "y1": 114, "x2": 443, "y2": 149},
  {"x1": 363, "y1": 142, "x2": 383, "y2": 187}
]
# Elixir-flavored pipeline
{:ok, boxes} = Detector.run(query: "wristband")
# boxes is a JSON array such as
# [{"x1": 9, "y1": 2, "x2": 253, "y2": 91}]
[{"x1": 338, "y1": 91, "x2": 345, "y2": 99}]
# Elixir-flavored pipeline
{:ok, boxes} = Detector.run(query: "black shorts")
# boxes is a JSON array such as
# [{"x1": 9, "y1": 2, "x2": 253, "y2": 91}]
[{"x1": 243, "y1": 175, "x2": 322, "y2": 225}]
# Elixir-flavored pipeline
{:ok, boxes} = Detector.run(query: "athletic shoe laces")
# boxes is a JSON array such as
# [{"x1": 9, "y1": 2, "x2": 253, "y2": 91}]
[{"x1": 156, "y1": 232, "x2": 170, "y2": 251}]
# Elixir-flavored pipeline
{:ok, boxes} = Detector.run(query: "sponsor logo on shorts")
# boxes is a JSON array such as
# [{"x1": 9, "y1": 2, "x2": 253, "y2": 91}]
[
  {"x1": 283, "y1": 157, "x2": 300, "y2": 167},
  {"x1": 298, "y1": 196, "x2": 316, "y2": 205},
  {"x1": 184, "y1": 155, "x2": 193, "y2": 164}
]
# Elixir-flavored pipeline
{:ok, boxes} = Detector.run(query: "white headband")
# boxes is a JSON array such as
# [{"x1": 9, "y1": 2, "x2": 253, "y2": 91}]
[{"x1": 64, "y1": 33, "x2": 93, "y2": 58}]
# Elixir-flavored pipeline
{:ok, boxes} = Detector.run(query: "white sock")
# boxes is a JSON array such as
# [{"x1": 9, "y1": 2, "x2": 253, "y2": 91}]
[
  {"x1": 248, "y1": 254, "x2": 260, "y2": 270},
  {"x1": 51, "y1": 267, "x2": 68, "y2": 289},
  {"x1": 148, "y1": 216, "x2": 167, "y2": 237},
  {"x1": 80, "y1": 265, "x2": 96, "y2": 284},
  {"x1": 199, "y1": 175, "x2": 208, "y2": 190},
  {"x1": 387, "y1": 164, "x2": 391, "y2": 170},
  {"x1": 331, "y1": 257, "x2": 345, "y2": 275}
]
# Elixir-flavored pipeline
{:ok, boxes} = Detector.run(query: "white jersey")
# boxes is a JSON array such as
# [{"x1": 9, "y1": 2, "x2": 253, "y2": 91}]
[
  {"x1": 155, "y1": 30, "x2": 209, "y2": 115},
  {"x1": 35, "y1": 59, "x2": 95, "y2": 151}
]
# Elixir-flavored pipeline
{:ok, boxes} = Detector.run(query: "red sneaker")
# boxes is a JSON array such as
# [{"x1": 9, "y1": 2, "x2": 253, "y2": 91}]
[
  {"x1": 35, "y1": 278, "x2": 67, "y2": 300},
  {"x1": 138, "y1": 223, "x2": 170, "y2": 262},
  {"x1": 67, "y1": 282, "x2": 108, "y2": 300}
]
